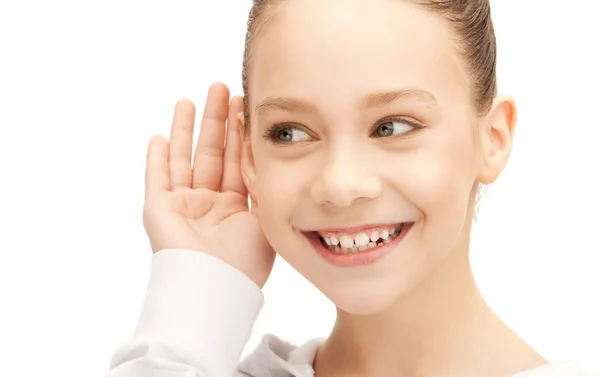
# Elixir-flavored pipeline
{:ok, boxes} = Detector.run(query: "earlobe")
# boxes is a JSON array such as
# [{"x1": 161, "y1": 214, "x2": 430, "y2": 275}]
[
  {"x1": 477, "y1": 96, "x2": 517, "y2": 184},
  {"x1": 238, "y1": 112, "x2": 259, "y2": 203}
]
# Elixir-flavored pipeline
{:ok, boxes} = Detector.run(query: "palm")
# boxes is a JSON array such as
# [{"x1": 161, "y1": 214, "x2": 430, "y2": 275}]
[{"x1": 143, "y1": 83, "x2": 275, "y2": 287}]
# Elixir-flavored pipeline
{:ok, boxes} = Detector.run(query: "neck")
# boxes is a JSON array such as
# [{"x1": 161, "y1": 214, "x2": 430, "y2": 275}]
[{"x1": 315, "y1": 226, "x2": 546, "y2": 377}]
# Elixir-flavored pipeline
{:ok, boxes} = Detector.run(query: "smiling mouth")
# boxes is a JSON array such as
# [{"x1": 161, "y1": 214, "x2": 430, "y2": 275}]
[{"x1": 314, "y1": 223, "x2": 411, "y2": 254}]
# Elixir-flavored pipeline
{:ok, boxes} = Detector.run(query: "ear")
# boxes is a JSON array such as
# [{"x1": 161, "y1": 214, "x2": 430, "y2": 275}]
[
  {"x1": 238, "y1": 112, "x2": 259, "y2": 204},
  {"x1": 477, "y1": 96, "x2": 517, "y2": 184}
]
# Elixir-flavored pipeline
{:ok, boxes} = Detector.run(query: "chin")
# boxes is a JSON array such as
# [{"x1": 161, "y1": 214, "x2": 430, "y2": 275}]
[
  {"x1": 336, "y1": 299, "x2": 395, "y2": 316},
  {"x1": 323, "y1": 278, "x2": 407, "y2": 316}
]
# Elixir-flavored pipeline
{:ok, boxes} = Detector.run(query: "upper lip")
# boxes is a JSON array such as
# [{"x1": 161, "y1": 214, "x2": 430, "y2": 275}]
[{"x1": 301, "y1": 222, "x2": 407, "y2": 234}]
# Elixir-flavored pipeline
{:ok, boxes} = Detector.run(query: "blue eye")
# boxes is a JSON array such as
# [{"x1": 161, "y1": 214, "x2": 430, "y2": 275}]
[
  {"x1": 374, "y1": 121, "x2": 414, "y2": 137},
  {"x1": 270, "y1": 125, "x2": 312, "y2": 143}
]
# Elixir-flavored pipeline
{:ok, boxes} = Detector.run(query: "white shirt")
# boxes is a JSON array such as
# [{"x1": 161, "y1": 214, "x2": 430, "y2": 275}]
[{"x1": 105, "y1": 249, "x2": 596, "y2": 377}]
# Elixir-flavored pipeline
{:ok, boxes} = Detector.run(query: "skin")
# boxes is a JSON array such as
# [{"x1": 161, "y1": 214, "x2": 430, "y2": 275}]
[
  {"x1": 144, "y1": 0, "x2": 547, "y2": 376},
  {"x1": 240, "y1": 0, "x2": 546, "y2": 376}
]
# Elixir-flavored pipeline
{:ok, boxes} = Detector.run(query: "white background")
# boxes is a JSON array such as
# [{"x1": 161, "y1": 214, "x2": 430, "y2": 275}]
[{"x1": 1, "y1": 0, "x2": 599, "y2": 375}]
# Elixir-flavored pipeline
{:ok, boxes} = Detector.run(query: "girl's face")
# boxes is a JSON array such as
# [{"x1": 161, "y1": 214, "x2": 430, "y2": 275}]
[{"x1": 243, "y1": 0, "x2": 509, "y2": 315}]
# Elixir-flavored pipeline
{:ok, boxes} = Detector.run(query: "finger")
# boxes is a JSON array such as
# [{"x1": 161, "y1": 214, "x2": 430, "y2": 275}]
[
  {"x1": 169, "y1": 99, "x2": 196, "y2": 189},
  {"x1": 220, "y1": 96, "x2": 248, "y2": 196},
  {"x1": 192, "y1": 82, "x2": 230, "y2": 190},
  {"x1": 145, "y1": 135, "x2": 170, "y2": 200}
]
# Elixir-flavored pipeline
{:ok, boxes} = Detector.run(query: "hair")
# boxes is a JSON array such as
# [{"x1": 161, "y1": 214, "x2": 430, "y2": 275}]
[{"x1": 241, "y1": 0, "x2": 497, "y2": 131}]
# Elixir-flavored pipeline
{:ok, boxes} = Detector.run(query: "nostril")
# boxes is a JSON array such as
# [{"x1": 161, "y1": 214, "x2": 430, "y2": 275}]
[{"x1": 311, "y1": 168, "x2": 382, "y2": 207}]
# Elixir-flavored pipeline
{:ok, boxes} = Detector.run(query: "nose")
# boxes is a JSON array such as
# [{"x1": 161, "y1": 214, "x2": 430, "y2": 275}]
[{"x1": 311, "y1": 148, "x2": 382, "y2": 208}]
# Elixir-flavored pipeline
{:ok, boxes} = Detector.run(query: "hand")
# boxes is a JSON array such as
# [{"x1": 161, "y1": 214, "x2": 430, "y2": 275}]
[{"x1": 142, "y1": 82, "x2": 275, "y2": 288}]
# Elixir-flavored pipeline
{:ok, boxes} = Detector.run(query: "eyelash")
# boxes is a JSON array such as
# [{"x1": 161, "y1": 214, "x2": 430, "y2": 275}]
[
  {"x1": 370, "y1": 116, "x2": 424, "y2": 138},
  {"x1": 261, "y1": 123, "x2": 306, "y2": 144},
  {"x1": 262, "y1": 116, "x2": 424, "y2": 144}
]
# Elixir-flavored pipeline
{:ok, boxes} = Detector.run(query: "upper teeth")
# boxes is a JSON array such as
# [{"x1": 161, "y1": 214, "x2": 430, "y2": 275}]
[{"x1": 322, "y1": 227, "x2": 398, "y2": 248}]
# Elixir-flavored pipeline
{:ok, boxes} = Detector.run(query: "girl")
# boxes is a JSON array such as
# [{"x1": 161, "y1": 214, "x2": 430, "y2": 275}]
[{"x1": 108, "y1": 0, "x2": 594, "y2": 376}]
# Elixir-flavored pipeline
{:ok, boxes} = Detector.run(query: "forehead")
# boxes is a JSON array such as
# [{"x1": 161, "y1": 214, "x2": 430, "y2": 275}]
[{"x1": 249, "y1": 0, "x2": 469, "y2": 112}]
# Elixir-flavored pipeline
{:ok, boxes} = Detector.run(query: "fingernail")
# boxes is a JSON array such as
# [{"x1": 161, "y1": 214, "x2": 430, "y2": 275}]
[{"x1": 237, "y1": 112, "x2": 244, "y2": 124}]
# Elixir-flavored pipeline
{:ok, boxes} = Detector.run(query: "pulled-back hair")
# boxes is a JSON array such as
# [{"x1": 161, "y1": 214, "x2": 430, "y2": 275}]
[{"x1": 241, "y1": 0, "x2": 497, "y2": 130}]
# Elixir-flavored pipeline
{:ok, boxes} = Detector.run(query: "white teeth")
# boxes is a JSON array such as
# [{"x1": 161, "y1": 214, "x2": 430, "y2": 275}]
[
  {"x1": 354, "y1": 232, "x2": 370, "y2": 247},
  {"x1": 330, "y1": 235, "x2": 339, "y2": 246},
  {"x1": 320, "y1": 225, "x2": 405, "y2": 254},
  {"x1": 340, "y1": 235, "x2": 354, "y2": 249}
]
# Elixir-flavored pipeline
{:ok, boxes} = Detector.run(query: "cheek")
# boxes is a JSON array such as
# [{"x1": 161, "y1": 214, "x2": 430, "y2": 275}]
[
  {"x1": 252, "y1": 142, "x2": 324, "y2": 208},
  {"x1": 394, "y1": 128, "x2": 478, "y2": 238},
  {"x1": 252, "y1": 149, "x2": 310, "y2": 247},
  {"x1": 254, "y1": 152, "x2": 307, "y2": 205}
]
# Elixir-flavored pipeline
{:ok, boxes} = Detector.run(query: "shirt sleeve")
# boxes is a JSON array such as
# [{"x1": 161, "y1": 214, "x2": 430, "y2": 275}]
[{"x1": 105, "y1": 249, "x2": 264, "y2": 377}]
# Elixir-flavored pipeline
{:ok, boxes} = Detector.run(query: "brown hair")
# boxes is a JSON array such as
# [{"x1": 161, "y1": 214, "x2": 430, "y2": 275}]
[{"x1": 241, "y1": 0, "x2": 497, "y2": 130}]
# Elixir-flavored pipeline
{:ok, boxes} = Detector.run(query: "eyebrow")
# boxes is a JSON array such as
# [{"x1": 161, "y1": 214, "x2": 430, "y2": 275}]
[
  {"x1": 361, "y1": 89, "x2": 437, "y2": 108},
  {"x1": 255, "y1": 97, "x2": 317, "y2": 115},
  {"x1": 254, "y1": 88, "x2": 437, "y2": 115}
]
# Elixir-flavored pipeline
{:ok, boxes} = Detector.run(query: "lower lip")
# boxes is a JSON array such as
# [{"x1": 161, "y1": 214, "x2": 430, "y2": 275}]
[{"x1": 305, "y1": 224, "x2": 412, "y2": 267}]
